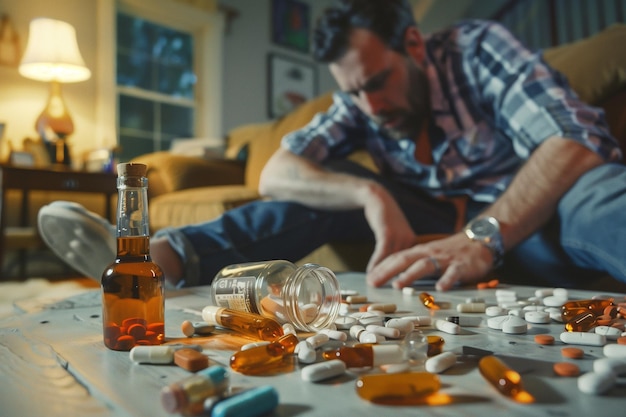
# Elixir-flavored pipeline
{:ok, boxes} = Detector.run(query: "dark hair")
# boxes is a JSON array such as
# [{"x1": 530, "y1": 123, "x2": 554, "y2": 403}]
[{"x1": 313, "y1": 0, "x2": 417, "y2": 63}]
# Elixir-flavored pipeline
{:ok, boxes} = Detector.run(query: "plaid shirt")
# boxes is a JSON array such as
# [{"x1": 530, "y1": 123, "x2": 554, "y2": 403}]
[{"x1": 282, "y1": 20, "x2": 621, "y2": 203}]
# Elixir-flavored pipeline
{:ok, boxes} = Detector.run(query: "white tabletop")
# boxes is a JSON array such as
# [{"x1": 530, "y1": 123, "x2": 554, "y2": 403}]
[{"x1": 1, "y1": 272, "x2": 625, "y2": 417}]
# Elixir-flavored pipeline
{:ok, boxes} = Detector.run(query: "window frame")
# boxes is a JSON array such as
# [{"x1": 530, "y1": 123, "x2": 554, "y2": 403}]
[{"x1": 96, "y1": 0, "x2": 224, "y2": 154}]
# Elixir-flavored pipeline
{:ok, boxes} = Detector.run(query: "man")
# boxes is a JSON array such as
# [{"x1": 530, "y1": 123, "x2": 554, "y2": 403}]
[{"x1": 40, "y1": 0, "x2": 625, "y2": 291}]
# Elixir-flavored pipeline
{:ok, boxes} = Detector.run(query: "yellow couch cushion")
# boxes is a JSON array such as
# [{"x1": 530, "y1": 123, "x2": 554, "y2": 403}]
[{"x1": 543, "y1": 24, "x2": 626, "y2": 105}]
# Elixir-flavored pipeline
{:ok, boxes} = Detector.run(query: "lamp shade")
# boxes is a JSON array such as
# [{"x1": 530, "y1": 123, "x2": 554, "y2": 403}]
[{"x1": 19, "y1": 18, "x2": 91, "y2": 83}]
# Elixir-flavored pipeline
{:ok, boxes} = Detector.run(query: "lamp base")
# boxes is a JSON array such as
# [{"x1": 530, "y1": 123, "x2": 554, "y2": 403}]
[
  {"x1": 44, "y1": 139, "x2": 72, "y2": 166},
  {"x1": 36, "y1": 80, "x2": 74, "y2": 141}
]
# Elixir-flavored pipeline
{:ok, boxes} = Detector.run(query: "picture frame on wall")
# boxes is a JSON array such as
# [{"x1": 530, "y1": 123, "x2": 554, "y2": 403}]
[
  {"x1": 268, "y1": 53, "x2": 317, "y2": 119},
  {"x1": 271, "y1": 0, "x2": 310, "y2": 53}
]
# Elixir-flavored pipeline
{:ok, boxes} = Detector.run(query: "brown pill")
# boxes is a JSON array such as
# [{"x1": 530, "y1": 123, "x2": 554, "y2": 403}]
[
  {"x1": 358, "y1": 304, "x2": 371, "y2": 312},
  {"x1": 617, "y1": 336, "x2": 626, "y2": 345},
  {"x1": 127, "y1": 323, "x2": 147, "y2": 340},
  {"x1": 174, "y1": 348, "x2": 209, "y2": 372},
  {"x1": 596, "y1": 315, "x2": 613, "y2": 326},
  {"x1": 604, "y1": 305, "x2": 619, "y2": 318},
  {"x1": 487, "y1": 279, "x2": 499, "y2": 288},
  {"x1": 115, "y1": 335, "x2": 135, "y2": 351},
  {"x1": 553, "y1": 362, "x2": 580, "y2": 377},
  {"x1": 534, "y1": 334, "x2": 555, "y2": 345},
  {"x1": 122, "y1": 317, "x2": 147, "y2": 328},
  {"x1": 476, "y1": 282, "x2": 489, "y2": 290},
  {"x1": 561, "y1": 347, "x2": 584, "y2": 359}
]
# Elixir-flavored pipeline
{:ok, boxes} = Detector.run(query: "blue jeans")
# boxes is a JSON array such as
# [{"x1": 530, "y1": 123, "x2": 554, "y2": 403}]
[{"x1": 155, "y1": 162, "x2": 626, "y2": 288}]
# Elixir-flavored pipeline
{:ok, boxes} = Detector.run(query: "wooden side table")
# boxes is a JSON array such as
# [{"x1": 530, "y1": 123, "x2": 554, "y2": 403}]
[{"x1": 0, "y1": 165, "x2": 117, "y2": 279}]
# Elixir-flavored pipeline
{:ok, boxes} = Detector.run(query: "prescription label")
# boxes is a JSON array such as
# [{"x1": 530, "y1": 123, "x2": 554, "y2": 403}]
[{"x1": 213, "y1": 276, "x2": 259, "y2": 314}]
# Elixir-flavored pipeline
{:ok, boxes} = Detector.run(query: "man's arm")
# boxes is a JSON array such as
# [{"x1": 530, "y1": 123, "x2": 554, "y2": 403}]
[
  {"x1": 367, "y1": 136, "x2": 605, "y2": 291},
  {"x1": 259, "y1": 148, "x2": 419, "y2": 268}
]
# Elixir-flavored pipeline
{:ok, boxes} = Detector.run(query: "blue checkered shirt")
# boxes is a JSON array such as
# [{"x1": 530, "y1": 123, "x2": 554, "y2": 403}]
[{"x1": 282, "y1": 20, "x2": 621, "y2": 203}]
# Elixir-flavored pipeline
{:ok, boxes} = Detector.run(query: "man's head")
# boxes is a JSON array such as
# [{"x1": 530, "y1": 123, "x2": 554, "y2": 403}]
[{"x1": 314, "y1": 0, "x2": 430, "y2": 140}]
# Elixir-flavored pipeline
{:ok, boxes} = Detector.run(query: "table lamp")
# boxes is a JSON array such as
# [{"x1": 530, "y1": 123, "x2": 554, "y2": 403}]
[{"x1": 18, "y1": 17, "x2": 91, "y2": 164}]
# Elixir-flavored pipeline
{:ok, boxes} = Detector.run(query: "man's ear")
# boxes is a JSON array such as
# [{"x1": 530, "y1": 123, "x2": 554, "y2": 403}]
[{"x1": 404, "y1": 26, "x2": 425, "y2": 62}]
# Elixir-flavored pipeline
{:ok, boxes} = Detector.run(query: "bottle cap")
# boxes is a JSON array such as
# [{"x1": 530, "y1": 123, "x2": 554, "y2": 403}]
[
  {"x1": 201, "y1": 305, "x2": 224, "y2": 326},
  {"x1": 117, "y1": 162, "x2": 147, "y2": 178}
]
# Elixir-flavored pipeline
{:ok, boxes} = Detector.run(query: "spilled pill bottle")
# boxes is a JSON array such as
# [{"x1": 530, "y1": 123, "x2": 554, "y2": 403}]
[{"x1": 210, "y1": 260, "x2": 341, "y2": 332}]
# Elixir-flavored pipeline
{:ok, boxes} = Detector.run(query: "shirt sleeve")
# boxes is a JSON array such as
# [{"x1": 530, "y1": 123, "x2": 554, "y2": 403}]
[
  {"x1": 281, "y1": 92, "x2": 369, "y2": 162},
  {"x1": 466, "y1": 21, "x2": 621, "y2": 161}
]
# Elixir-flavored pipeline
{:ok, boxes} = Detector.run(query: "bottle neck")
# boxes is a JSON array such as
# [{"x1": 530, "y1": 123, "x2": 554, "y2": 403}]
[{"x1": 116, "y1": 176, "x2": 150, "y2": 238}]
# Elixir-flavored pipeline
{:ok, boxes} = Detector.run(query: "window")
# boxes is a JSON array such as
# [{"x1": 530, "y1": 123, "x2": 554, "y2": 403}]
[{"x1": 96, "y1": 0, "x2": 224, "y2": 162}]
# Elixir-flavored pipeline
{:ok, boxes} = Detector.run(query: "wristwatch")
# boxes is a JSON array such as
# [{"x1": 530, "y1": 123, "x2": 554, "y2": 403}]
[{"x1": 464, "y1": 216, "x2": 504, "y2": 268}]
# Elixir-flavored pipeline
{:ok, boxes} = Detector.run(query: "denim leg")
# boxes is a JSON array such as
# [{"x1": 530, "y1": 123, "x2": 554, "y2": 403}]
[
  {"x1": 156, "y1": 161, "x2": 459, "y2": 286},
  {"x1": 502, "y1": 163, "x2": 626, "y2": 287}
]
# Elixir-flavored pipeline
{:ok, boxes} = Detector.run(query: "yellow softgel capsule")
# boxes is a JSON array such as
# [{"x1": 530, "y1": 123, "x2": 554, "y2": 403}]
[{"x1": 355, "y1": 372, "x2": 440, "y2": 404}]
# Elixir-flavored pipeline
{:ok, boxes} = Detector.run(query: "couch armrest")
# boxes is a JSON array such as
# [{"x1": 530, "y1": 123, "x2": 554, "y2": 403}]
[{"x1": 131, "y1": 151, "x2": 246, "y2": 198}]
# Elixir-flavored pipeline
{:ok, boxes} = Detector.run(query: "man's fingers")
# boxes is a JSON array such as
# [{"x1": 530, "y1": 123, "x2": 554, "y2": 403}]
[
  {"x1": 390, "y1": 256, "x2": 441, "y2": 289},
  {"x1": 435, "y1": 263, "x2": 463, "y2": 291}
]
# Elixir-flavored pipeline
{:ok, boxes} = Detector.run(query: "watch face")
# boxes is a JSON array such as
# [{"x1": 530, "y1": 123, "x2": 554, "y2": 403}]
[{"x1": 468, "y1": 217, "x2": 499, "y2": 240}]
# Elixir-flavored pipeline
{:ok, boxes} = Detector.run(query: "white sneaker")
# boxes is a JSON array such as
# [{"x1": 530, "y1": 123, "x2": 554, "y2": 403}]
[{"x1": 37, "y1": 201, "x2": 116, "y2": 279}]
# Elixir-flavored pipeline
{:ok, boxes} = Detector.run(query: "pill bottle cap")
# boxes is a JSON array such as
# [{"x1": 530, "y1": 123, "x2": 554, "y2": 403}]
[{"x1": 201, "y1": 306, "x2": 224, "y2": 326}]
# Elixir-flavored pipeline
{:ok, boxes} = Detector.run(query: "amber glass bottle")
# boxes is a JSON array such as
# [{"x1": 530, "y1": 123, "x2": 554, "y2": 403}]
[{"x1": 101, "y1": 163, "x2": 165, "y2": 351}]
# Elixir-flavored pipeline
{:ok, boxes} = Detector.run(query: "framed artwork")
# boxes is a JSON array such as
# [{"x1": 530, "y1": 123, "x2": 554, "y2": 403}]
[
  {"x1": 268, "y1": 53, "x2": 317, "y2": 119},
  {"x1": 271, "y1": 0, "x2": 310, "y2": 53}
]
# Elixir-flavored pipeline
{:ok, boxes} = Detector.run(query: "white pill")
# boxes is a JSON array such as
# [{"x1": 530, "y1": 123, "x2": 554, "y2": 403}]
[
  {"x1": 495, "y1": 289, "x2": 517, "y2": 298},
  {"x1": 367, "y1": 303, "x2": 397, "y2": 313},
  {"x1": 402, "y1": 316, "x2": 432, "y2": 326},
  {"x1": 487, "y1": 315, "x2": 509, "y2": 330},
  {"x1": 385, "y1": 318, "x2": 415, "y2": 334},
  {"x1": 381, "y1": 362, "x2": 411, "y2": 373},
  {"x1": 349, "y1": 325, "x2": 366, "y2": 340},
  {"x1": 593, "y1": 357, "x2": 626, "y2": 375},
  {"x1": 577, "y1": 371, "x2": 616, "y2": 395},
  {"x1": 306, "y1": 333, "x2": 330, "y2": 348},
  {"x1": 507, "y1": 308, "x2": 523, "y2": 317},
  {"x1": 499, "y1": 302, "x2": 520, "y2": 309},
  {"x1": 446, "y1": 316, "x2": 482, "y2": 327},
  {"x1": 358, "y1": 313, "x2": 384, "y2": 326},
  {"x1": 456, "y1": 302, "x2": 486, "y2": 313},
  {"x1": 402, "y1": 287, "x2": 416, "y2": 295},
  {"x1": 340, "y1": 289, "x2": 358, "y2": 296},
  {"x1": 434, "y1": 319, "x2": 461, "y2": 335},
  {"x1": 560, "y1": 331, "x2": 606, "y2": 346},
  {"x1": 318, "y1": 328, "x2": 348, "y2": 341},
  {"x1": 366, "y1": 324, "x2": 401, "y2": 339},
  {"x1": 465, "y1": 297, "x2": 485, "y2": 303},
  {"x1": 594, "y1": 326, "x2": 622, "y2": 340},
  {"x1": 535, "y1": 288, "x2": 554, "y2": 298},
  {"x1": 485, "y1": 306, "x2": 507, "y2": 317},
  {"x1": 524, "y1": 311, "x2": 551, "y2": 324},
  {"x1": 502, "y1": 316, "x2": 528, "y2": 334},
  {"x1": 603, "y1": 343, "x2": 626, "y2": 358},
  {"x1": 301, "y1": 359, "x2": 347, "y2": 382},
  {"x1": 522, "y1": 305, "x2": 545, "y2": 312},
  {"x1": 360, "y1": 331, "x2": 384, "y2": 344},
  {"x1": 425, "y1": 351, "x2": 457, "y2": 373},
  {"x1": 543, "y1": 295, "x2": 568, "y2": 307},
  {"x1": 339, "y1": 303, "x2": 352, "y2": 315},
  {"x1": 334, "y1": 316, "x2": 358, "y2": 330},
  {"x1": 553, "y1": 288, "x2": 569, "y2": 299},
  {"x1": 241, "y1": 341, "x2": 270, "y2": 351},
  {"x1": 295, "y1": 341, "x2": 317, "y2": 364},
  {"x1": 282, "y1": 322, "x2": 297, "y2": 335},
  {"x1": 129, "y1": 346, "x2": 174, "y2": 364},
  {"x1": 544, "y1": 307, "x2": 564, "y2": 322}
]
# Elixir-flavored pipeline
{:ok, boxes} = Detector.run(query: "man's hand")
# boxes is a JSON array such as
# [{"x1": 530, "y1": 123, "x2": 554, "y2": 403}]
[
  {"x1": 366, "y1": 232, "x2": 494, "y2": 291},
  {"x1": 364, "y1": 184, "x2": 418, "y2": 273}
]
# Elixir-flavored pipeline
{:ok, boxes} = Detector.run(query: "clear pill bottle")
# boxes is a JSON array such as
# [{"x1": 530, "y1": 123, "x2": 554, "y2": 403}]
[{"x1": 210, "y1": 260, "x2": 341, "y2": 332}]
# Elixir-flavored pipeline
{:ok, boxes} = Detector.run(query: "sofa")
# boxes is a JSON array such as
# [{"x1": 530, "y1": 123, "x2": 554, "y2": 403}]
[{"x1": 131, "y1": 24, "x2": 626, "y2": 285}]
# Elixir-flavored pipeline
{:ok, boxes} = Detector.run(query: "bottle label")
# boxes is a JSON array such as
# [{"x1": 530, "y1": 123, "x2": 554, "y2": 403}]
[{"x1": 213, "y1": 276, "x2": 259, "y2": 314}]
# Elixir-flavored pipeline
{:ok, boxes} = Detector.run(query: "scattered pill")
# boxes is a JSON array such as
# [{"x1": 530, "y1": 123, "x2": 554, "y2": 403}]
[
  {"x1": 402, "y1": 287, "x2": 416, "y2": 295},
  {"x1": 534, "y1": 334, "x2": 555, "y2": 345},
  {"x1": 301, "y1": 359, "x2": 347, "y2": 382},
  {"x1": 366, "y1": 324, "x2": 401, "y2": 339},
  {"x1": 211, "y1": 385, "x2": 279, "y2": 417},
  {"x1": 524, "y1": 311, "x2": 550, "y2": 324},
  {"x1": 456, "y1": 302, "x2": 486, "y2": 313},
  {"x1": 346, "y1": 295, "x2": 368, "y2": 304},
  {"x1": 402, "y1": 315, "x2": 432, "y2": 326},
  {"x1": 181, "y1": 320, "x2": 215, "y2": 337},
  {"x1": 358, "y1": 312, "x2": 384, "y2": 326},
  {"x1": 543, "y1": 296, "x2": 567, "y2": 307},
  {"x1": 553, "y1": 362, "x2": 580, "y2": 377},
  {"x1": 295, "y1": 341, "x2": 317, "y2": 364},
  {"x1": 306, "y1": 333, "x2": 330, "y2": 348},
  {"x1": 434, "y1": 319, "x2": 461, "y2": 335},
  {"x1": 487, "y1": 315, "x2": 509, "y2": 330},
  {"x1": 594, "y1": 325, "x2": 622, "y2": 340},
  {"x1": 130, "y1": 346, "x2": 174, "y2": 364},
  {"x1": 603, "y1": 343, "x2": 626, "y2": 358},
  {"x1": 380, "y1": 362, "x2": 411, "y2": 373},
  {"x1": 485, "y1": 306, "x2": 507, "y2": 317},
  {"x1": 367, "y1": 303, "x2": 397, "y2": 313},
  {"x1": 577, "y1": 371, "x2": 616, "y2": 395},
  {"x1": 561, "y1": 347, "x2": 585, "y2": 359},
  {"x1": 334, "y1": 316, "x2": 358, "y2": 330},
  {"x1": 419, "y1": 292, "x2": 440, "y2": 309},
  {"x1": 560, "y1": 331, "x2": 606, "y2": 346},
  {"x1": 282, "y1": 322, "x2": 297, "y2": 335},
  {"x1": 618, "y1": 337, "x2": 626, "y2": 345},
  {"x1": 318, "y1": 328, "x2": 348, "y2": 341},
  {"x1": 502, "y1": 316, "x2": 528, "y2": 334},
  {"x1": 593, "y1": 357, "x2": 626, "y2": 375},
  {"x1": 385, "y1": 318, "x2": 415, "y2": 334},
  {"x1": 174, "y1": 348, "x2": 209, "y2": 372},
  {"x1": 535, "y1": 288, "x2": 554, "y2": 298},
  {"x1": 446, "y1": 315, "x2": 482, "y2": 327},
  {"x1": 425, "y1": 351, "x2": 457, "y2": 374}
]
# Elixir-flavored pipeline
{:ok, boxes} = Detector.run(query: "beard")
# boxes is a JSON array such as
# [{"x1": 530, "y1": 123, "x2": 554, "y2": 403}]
[{"x1": 374, "y1": 59, "x2": 430, "y2": 140}]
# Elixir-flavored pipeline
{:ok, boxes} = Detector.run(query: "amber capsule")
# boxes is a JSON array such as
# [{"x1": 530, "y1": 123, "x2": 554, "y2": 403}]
[
  {"x1": 426, "y1": 335, "x2": 445, "y2": 357},
  {"x1": 560, "y1": 298, "x2": 614, "y2": 322},
  {"x1": 355, "y1": 372, "x2": 440, "y2": 404},
  {"x1": 478, "y1": 356, "x2": 534, "y2": 403},
  {"x1": 202, "y1": 306, "x2": 284, "y2": 341},
  {"x1": 230, "y1": 333, "x2": 298, "y2": 374},
  {"x1": 564, "y1": 312, "x2": 597, "y2": 332},
  {"x1": 322, "y1": 344, "x2": 404, "y2": 368},
  {"x1": 419, "y1": 292, "x2": 440, "y2": 310}
]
